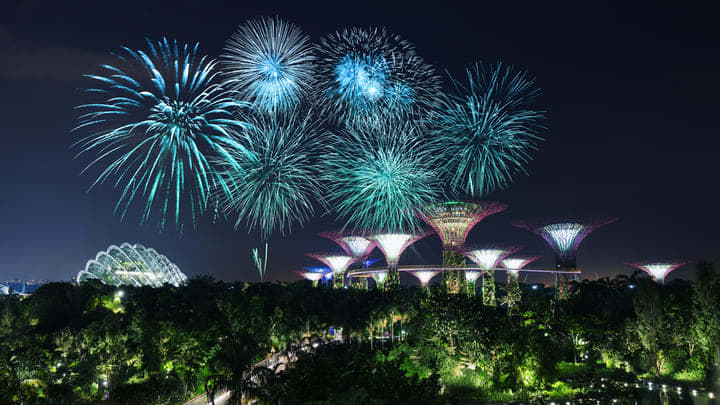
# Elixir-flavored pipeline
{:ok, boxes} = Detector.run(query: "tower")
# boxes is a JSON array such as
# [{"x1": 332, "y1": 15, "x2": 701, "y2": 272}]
[
  {"x1": 464, "y1": 246, "x2": 520, "y2": 305},
  {"x1": 418, "y1": 200, "x2": 507, "y2": 293},
  {"x1": 513, "y1": 216, "x2": 616, "y2": 299},
  {"x1": 626, "y1": 261, "x2": 690, "y2": 284},
  {"x1": 368, "y1": 231, "x2": 431, "y2": 289},
  {"x1": 501, "y1": 256, "x2": 542, "y2": 313},
  {"x1": 306, "y1": 254, "x2": 358, "y2": 288}
]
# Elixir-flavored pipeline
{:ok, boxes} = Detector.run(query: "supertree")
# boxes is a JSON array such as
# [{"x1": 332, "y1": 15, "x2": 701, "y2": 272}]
[
  {"x1": 418, "y1": 200, "x2": 507, "y2": 293},
  {"x1": 626, "y1": 261, "x2": 690, "y2": 284},
  {"x1": 430, "y1": 62, "x2": 544, "y2": 197},
  {"x1": 73, "y1": 38, "x2": 251, "y2": 229},
  {"x1": 370, "y1": 271, "x2": 388, "y2": 289},
  {"x1": 306, "y1": 253, "x2": 358, "y2": 289},
  {"x1": 294, "y1": 270, "x2": 327, "y2": 287},
  {"x1": 513, "y1": 216, "x2": 616, "y2": 299},
  {"x1": 501, "y1": 255, "x2": 541, "y2": 314},
  {"x1": 368, "y1": 231, "x2": 432, "y2": 289},
  {"x1": 464, "y1": 246, "x2": 521, "y2": 305},
  {"x1": 316, "y1": 27, "x2": 441, "y2": 126},
  {"x1": 303, "y1": 266, "x2": 332, "y2": 286},
  {"x1": 324, "y1": 120, "x2": 442, "y2": 233},
  {"x1": 317, "y1": 231, "x2": 376, "y2": 260},
  {"x1": 216, "y1": 111, "x2": 323, "y2": 241},
  {"x1": 405, "y1": 268, "x2": 442, "y2": 288},
  {"x1": 222, "y1": 17, "x2": 315, "y2": 112}
]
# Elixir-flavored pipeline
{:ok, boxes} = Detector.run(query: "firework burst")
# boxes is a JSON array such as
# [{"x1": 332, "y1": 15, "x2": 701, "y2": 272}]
[
  {"x1": 316, "y1": 27, "x2": 441, "y2": 125},
  {"x1": 431, "y1": 62, "x2": 544, "y2": 197},
  {"x1": 74, "y1": 38, "x2": 251, "y2": 229},
  {"x1": 222, "y1": 17, "x2": 315, "y2": 112},
  {"x1": 324, "y1": 121, "x2": 442, "y2": 232},
  {"x1": 217, "y1": 110, "x2": 324, "y2": 240}
]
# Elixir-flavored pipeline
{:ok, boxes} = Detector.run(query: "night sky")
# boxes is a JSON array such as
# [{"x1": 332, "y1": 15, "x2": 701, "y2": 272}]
[{"x1": 1, "y1": 1, "x2": 718, "y2": 285}]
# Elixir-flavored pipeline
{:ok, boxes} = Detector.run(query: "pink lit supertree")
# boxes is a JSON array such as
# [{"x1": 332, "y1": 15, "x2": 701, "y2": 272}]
[
  {"x1": 368, "y1": 230, "x2": 432, "y2": 289},
  {"x1": 417, "y1": 200, "x2": 507, "y2": 293},
  {"x1": 512, "y1": 216, "x2": 616, "y2": 299},
  {"x1": 626, "y1": 260, "x2": 690, "y2": 284},
  {"x1": 317, "y1": 231, "x2": 377, "y2": 262}
]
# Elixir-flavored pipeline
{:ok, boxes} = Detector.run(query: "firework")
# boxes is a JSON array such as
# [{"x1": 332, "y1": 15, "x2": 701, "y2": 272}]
[
  {"x1": 223, "y1": 17, "x2": 315, "y2": 112},
  {"x1": 74, "y1": 38, "x2": 251, "y2": 229},
  {"x1": 316, "y1": 27, "x2": 441, "y2": 125},
  {"x1": 324, "y1": 121, "x2": 442, "y2": 232},
  {"x1": 431, "y1": 62, "x2": 544, "y2": 197},
  {"x1": 217, "y1": 111, "x2": 323, "y2": 240}
]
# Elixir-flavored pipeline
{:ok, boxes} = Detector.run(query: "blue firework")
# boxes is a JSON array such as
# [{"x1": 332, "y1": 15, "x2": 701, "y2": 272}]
[
  {"x1": 317, "y1": 27, "x2": 441, "y2": 126},
  {"x1": 217, "y1": 110, "x2": 324, "y2": 240},
  {"x1": 324, "y1": 120, "x2": 443, "y2": 232},
  {"x1": 432, "y1": 62, "x2": 545, "y2": 197},
  {"x1": 222, "y1": 17, "x2": 315, "y2": 112},
  {"x1": 74, "y1": 38, "x2": 252, "y2": 229}
]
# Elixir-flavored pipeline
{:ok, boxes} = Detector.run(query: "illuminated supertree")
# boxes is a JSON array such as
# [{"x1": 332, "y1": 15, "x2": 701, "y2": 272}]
[
  {"x1": 74, "y1": 38, "x2": 251, "y2": 229},
  {"x1": 501, "y1": 255, "x2": 541, "y2": 314},
  {"x1": 368, "y1": 231, "x2": 432, "y2": 289},
  {"x1": 430, "y1": 62, "x2": 544, "y2": 197},
  {"x1": 513, "y1": 216, "x2": 616, "y2": 299},
  {"x1": 371, "y1": 271, "x2": 388, "y2": 289},
  {"x1": 316, "y1": 27, "x2": 441, "y2": 126},
  {"x1": 464, "y1": 246, "x2": 521, "y2": 305},
  {"x1": 406, "y1": 269, "x2": 442, "y2": 288},
  {"x1": 418, "y1": 200, "x2": 507, "y2": 293},
  {"x1": 306, "y1": 254, "x2": 357, "y2": 289},
  {"x1": 294, "y1": 270, "x2": 327, "y2": 287},
  {"x1": 222, "y1": 17, "x2": 315, "y2": 112},
  {"x1": 317, "y1": 231, "x2": 376, "y2": 259},
  {"x1": 626, "y1": 261, "x2": 690, "y2": 284},
  {"x1": 303, "y1": 266, "x2": 332, "y2": 286}
]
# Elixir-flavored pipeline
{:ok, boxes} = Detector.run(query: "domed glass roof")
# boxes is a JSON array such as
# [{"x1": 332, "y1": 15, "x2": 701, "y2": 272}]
[{"x1": 76, "y1": 243, "x2": 188, "y2": 287}]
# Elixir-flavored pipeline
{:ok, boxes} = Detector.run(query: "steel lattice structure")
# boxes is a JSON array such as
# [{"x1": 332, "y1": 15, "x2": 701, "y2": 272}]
[
  {"x1": 626, "y1": 260, "x2": 690, "y2": 284},
  {"x1": 512, "y1": 216, "x2": 616, "y2": 270},
  {"x1": 368, "y1": 230, "x2": 432, "y2": 288},
  {"x1": 502, "y1": 255, "x2": 542, "y2": 279},
  {"x1": 317, "y1": 231, "x2": 377, "y2": 258},
  {"x1": 418, "y1": 200, "x2": 508, "y2": 250},
  {"x1": 306, "y1": 253, "x2": 358, "y2": 289}
]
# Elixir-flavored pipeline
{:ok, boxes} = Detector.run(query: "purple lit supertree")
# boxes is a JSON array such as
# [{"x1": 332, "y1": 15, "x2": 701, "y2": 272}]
[
  {"x1": 306, "y1": 253, "x2": 358, "y2": 289},
  {"x1": 512, "y1": 216, "x2": 616, "y2": 299},
  {"x1": 464, "y1": 246, "x2": 521, "y2": 305},
  {"x1": 368, "y1": 230, "x2": 432, "y2": 289},
  {"x1": 417, "y1": 200, "x2": 507, "y2": 293},
  {"x1": 626, "y1": 261, "x2": 690, "y2": 284}
]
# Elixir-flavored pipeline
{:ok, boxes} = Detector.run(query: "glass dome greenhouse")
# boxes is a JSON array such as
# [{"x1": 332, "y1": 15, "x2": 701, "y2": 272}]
[{"x1": 76, "y1": 243, "x2": 188, "y2": 287}]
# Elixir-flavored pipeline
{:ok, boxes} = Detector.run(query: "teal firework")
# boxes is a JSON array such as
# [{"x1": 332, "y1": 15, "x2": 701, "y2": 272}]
[
  {"x1": 432, "y1": 62, "x2": 544, "y2": 197},
  {"x1": 325, "y1": 121, "x2": 442, "y2": 232},
  {"x1": 74, "y1": 38, "x2": 251, "y2": 229},
  {"x1": 217, "y1": 111, "x2": 323, "y2": 240}
]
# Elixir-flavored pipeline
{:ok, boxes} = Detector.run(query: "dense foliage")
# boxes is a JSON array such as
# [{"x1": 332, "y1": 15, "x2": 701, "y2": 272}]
[{"x1": 2, "y1": 263, "x2": 719, "y2": 404}]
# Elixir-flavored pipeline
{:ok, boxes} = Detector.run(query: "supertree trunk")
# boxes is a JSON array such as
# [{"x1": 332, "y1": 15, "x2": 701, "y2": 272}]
[
  {"x1": 443, "y1": 250, "x2": 466, "y2": 294},
  {"x1": 482, "y1": 271, "x2": 496, "y2": 306}
]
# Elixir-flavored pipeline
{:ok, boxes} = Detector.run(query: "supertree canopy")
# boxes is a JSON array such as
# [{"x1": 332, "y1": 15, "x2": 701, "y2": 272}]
[
  {"x1": 512, "y1": 216, "x2": 616, "y2": 269},
  {"x1": 418, "y1": 200, "x2": 508, "y2": 250},
  {"x1": 216, "y1": 111, "x2": 323, "y2": 240},
  {"x1": 371, "y1": 270, "x2": 388, "y2": 288},
  {"x1": 222, "y1": 17, "x2": 315, "y2": 112},
  {"x1": 502, "y1": 255, "x2": 542, "y2": 279},
  {"x1": 306, "y1": 253, "x2": 357, "y2": 288},
  {"x1": 317, "y1": 231, "x2": 376, "y2": 258},
  {"x1": 368, "y1": 231, "x2": 431, "y2": 288},
  {"x1": 294, "y1": 270, "x2": 326, "y2": 286},
  {"x1": 464, "y1": 246, "x2": 521, "y2": 304},
  {"x1": 626, "y1": 261, "x2": 690, "y2": 284},
  {"x1": 406, "y1": 269, "x2": 442, "y2": 288},
  {"x1": 316, "y1": 27, "x2": 441, "y2": 125},
  {"x1": 430, "y1": 62, "x2": 544, "y2": 197},
  {"x1": 324, "y1": 120, "x2": 442, "y2": 233},
  {"x1": 76, "y1": 243, "x2": 188, "y2": 287},
  {"x1": 74, "y1": 38, "x2": 252, "y2": 229}
]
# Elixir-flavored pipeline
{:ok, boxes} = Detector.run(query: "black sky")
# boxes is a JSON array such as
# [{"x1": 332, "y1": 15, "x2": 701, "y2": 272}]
[{"x1": 1, "y1": 1, "x2": 718, "y2": 285}]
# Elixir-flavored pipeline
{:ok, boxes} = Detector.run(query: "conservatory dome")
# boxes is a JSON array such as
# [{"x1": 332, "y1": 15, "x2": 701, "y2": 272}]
[{"x1": 76, "y1": 243, "x2": 188, "y2": 287}]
